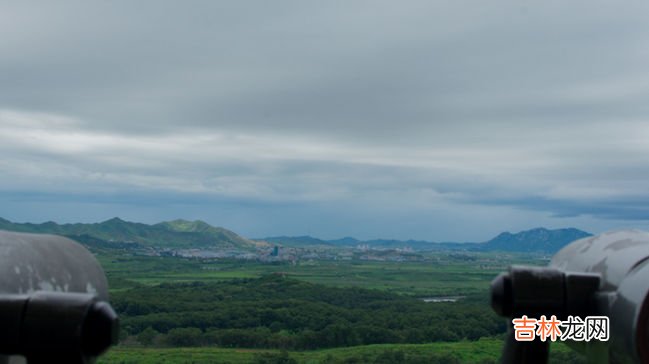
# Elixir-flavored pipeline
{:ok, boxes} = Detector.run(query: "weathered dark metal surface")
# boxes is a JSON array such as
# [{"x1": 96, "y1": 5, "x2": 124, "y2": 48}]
[
  {"x1": 494, "y1": 230, "x2": 649, "y2": 363},
  {"x1": 0, "y1": 230, "x2": 116, "y2": 363},
  {"x1": 551, "y1": 230, "x2": 649, "y2": 363},
  {"x1": 0, "y1": 230, "x2": 108, "y2": 301},
  {"x1": 550, "y1": 230, "x2": 649, "y2": 292}
]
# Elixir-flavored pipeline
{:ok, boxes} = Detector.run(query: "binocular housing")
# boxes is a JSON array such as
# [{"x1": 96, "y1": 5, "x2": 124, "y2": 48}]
[
  {"x1": 492, "y1": 230, "x2": 649, "y2": 363},
  {"x1": 0, "y1": 230, "x2": 118, "y2": 364}
]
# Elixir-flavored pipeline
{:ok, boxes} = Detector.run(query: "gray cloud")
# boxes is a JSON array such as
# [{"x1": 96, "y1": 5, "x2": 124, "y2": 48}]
[{"x1": 1, "y1": 1, "x2": 649, "y2": 240}]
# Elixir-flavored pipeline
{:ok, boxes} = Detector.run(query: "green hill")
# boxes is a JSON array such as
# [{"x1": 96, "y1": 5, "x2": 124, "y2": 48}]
[{"x1": 0, "y1": 217, "x2": 259, "y2": 250}]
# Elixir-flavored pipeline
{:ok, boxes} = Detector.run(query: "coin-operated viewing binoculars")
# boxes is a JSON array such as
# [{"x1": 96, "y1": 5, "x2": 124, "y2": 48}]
[
  {"x1": 491, "y1": 230, "x2": 649, "y2": 363},
  {"x1": 0, "y1": 230, "x2": 119, "y2": 364}
]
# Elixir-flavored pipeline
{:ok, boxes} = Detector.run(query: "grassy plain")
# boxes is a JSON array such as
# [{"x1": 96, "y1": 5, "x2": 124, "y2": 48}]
[{"x1": 99, "y1": 251, "x2": 548, "y2": 297}]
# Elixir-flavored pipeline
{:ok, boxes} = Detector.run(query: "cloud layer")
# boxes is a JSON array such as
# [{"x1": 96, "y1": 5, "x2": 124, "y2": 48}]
[{"x1": 2, "y1": 1, "x2": 649, "y2": 240}]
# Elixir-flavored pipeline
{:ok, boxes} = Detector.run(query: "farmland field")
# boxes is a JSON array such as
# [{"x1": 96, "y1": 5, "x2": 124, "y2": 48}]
[{"x1": 100, "y1": 251, "x2": 549, "y2": 297}]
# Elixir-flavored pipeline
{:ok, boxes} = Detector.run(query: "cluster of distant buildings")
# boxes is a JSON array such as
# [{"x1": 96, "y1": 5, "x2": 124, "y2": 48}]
[{"x1": 146, "y1": 243, "x2": 426, "y2": 263}]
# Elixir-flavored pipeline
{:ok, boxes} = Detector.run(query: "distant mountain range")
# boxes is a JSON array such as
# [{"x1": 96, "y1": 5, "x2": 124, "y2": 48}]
[
  {"x1": 480, "y1": 227, "x2": 592, "y2": 253},
  {"x1": 259, "y1": 227, "x2": 593, "y2": 253},
  {"x1": 0, "y1": 217, "x2": 592, "y2": 253},
  {"x1": 0, "y1": 217, "x2": 260, "y2": 250},
  {"x1": 261, "y1": 236, "x2": 335, "y2": 248}
]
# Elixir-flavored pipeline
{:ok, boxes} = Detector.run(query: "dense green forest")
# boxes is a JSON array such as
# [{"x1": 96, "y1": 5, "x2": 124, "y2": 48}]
[
  {"x1": 113, "y1": 275, "x2": 505, "y2": 350},
  {"x1": 99, "y1": 340, "x2": 586, "y2": 364}
]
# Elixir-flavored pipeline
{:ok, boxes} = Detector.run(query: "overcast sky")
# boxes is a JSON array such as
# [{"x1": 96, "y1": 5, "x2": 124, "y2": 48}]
[{"x1": 2, "y1": 1, "x2": 649, "y2": 241}]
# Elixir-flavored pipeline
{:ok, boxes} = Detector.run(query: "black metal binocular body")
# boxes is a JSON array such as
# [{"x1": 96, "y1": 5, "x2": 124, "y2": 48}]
[
  {"x1": 0, "y1": 230, "x2": 118, "y2": 364},
  {"x1": 491, "y1": 230, "x2": 649, "y2": 364}
]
